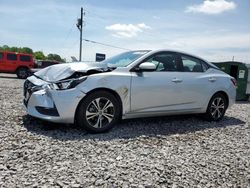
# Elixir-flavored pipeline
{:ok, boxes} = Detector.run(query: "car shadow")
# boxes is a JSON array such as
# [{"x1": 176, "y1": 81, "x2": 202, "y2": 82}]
[{"x1": 22, "y1": 114, "x2": 246, "y2": 141}]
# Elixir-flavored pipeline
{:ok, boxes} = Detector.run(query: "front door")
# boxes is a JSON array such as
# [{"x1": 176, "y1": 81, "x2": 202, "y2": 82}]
[{"x1": 130, "y1": 52, "x2": 188, "y2": 114}]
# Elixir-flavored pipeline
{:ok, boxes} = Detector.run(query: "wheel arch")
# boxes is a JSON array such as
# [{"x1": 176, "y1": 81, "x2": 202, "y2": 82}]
[
  {"x1": 209, "y1": 90, "x2": 229, "y2": 108},
  {"x1": 15, "y1": 66, "x2": 29, "y2": 73},
  {"x1": 74, "y1": 88, "x2": 123, "y2": 123}
]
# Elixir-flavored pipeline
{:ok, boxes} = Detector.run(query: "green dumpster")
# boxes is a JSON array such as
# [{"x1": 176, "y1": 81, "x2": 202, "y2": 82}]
[{"x1": 212, "y1": 61, "x2": 250, "y2": 101}]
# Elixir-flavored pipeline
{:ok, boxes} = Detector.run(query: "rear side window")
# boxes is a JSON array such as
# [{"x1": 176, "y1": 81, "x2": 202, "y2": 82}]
[
  {"x1": 20, "y1": 55, "x2": 31, "y2": 62},
  {"x1": 0, "y1": 52, "x2": 3, "y2": 60},
  {"x1": 181, "y1": 55, "x2": 204, "y2": 72},
  {"x1": 7, "y1": 53, "x2": 17, "y2": 61}
]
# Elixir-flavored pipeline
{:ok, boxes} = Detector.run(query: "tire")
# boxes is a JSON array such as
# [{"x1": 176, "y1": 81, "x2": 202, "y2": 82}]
[
  {"x1": 16, "y1": 67, "x2": 29, "y2": 79},
  {"x1": 205, "y1": 93, "x2": 228, "y2": 121},
  {"x1": 76, "y1": 91, "x2": 121, "y2": 133}
]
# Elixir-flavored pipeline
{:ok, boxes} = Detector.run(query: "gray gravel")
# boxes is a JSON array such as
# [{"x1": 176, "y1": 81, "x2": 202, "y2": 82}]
[{"x1": 0, "y1": 73, "x2": 249, "y2": 188}]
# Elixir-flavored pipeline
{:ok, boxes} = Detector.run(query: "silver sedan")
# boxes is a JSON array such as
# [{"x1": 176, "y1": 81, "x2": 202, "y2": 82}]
[{"x1": 23, "y1": 50, "x2": 236, "y2": 133}]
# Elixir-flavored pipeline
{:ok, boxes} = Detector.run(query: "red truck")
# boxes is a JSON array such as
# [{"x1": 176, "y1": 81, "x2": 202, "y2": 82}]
[{"x1": 0, "y1": 51, "x2": 34, "y2": 79}]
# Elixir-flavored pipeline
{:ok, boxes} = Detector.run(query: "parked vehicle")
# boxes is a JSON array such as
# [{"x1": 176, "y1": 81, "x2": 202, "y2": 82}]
[
  {"x1": 34, "y1": 60, "x2": 60, "y2": 69},
  {"x1": 23, "y1": 50, "x2": 236, "y2": 133},
  {"x1": 0, "y1": 51, "x2": 34, "y2": 79},
  {"x1": 30, "y1": 60, "x2": 60, "y2": 74},
  {"x1": 212, "y1": 61, "x2": 250, "y2": 101}
]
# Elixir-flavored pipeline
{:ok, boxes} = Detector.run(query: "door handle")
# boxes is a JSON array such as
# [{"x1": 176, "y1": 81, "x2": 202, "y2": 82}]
[
  {"x1": 172, "y1": 78, "x2": 183, "y2": 83},
  {"x1": 209, "y1": 77, "x2": 216, "y2": 82}
]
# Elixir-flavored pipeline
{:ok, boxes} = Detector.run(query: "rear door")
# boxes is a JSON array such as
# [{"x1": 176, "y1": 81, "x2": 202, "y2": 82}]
[
  {"x1": 20, "y1": 54, "x2": 33, "y2": 68},
  {"x1": 174, "y1": 53, "x2": 213, "y2": 109}
]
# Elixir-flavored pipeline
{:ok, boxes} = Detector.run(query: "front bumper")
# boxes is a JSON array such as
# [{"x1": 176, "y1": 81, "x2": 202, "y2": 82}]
[{"x1": 24, "y1": 87, "x2": 86, "y2": 124}]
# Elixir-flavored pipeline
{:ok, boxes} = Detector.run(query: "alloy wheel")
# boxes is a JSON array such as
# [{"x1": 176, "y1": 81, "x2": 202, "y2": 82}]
[
  {"x1": 17, "y1": 68, "x2": 28, "y2": 79},
  {"x1": 19, "y1": 70, "x2": 27, "y2": 78},
  {"x1": 210, "y1": 97, "x2": 225, "y2": 120},
  {"x1": 86, "y1": 97, "x2": 115, "y2": 128}
]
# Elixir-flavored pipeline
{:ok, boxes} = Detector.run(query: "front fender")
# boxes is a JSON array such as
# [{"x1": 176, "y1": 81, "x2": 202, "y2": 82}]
[{"x1": 77, "y1": 73, "x2": 131, "y2": 115}]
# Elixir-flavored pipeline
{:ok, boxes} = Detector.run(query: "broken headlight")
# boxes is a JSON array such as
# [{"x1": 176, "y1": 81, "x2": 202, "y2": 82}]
[{"x1": 44, "y1": 77, "x2": 87, "y2": 90}]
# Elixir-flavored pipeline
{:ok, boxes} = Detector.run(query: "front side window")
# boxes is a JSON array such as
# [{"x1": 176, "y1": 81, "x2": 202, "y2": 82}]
[
  {"x1": 181, "y1": 55, "x2": 204, "y2": 72},
  {"x1": 0, "y1": 52, "x2": 3, "y2": 60},
  {"x1": 144, "y1": 53, "x2": 177, "y2": 72},
  {"x1": 20, "y1": 55, "x2": 31, "y2": 62},
  {"x1": 7, "y1": 53, "x2": 17, "y2": 61}
]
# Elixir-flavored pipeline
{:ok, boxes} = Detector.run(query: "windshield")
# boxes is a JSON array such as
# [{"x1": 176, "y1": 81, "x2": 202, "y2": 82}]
[{"x1": 104, "y1": 50, "x2": 150, "y2": 67}]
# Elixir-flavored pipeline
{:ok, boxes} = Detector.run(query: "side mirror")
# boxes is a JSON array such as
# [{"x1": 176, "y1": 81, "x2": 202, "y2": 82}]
[{"x1": 138, "y1": 62, "x2": 156, "y2": 71}]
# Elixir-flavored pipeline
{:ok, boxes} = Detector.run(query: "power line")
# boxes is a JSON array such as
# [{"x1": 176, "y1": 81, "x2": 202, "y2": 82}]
[
  {"x1": 82, "y1": 38, "x2": 131, "y2": 51},
  {"x1": 61, "y1": 11, "x2": 79, "y2": 47},
  {"x1": 62, "y1": 23, "x2": 75, "y2": 44}
]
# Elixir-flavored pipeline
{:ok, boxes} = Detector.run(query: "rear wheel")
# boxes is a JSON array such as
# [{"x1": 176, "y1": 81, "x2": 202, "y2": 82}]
[
  {"x1": 16, "y1": 67, "x2": 29, "y2": 79},
  {"x1": 205, "y1": 93, "x2": 228, "y2": 121},
  {"x1": 76, "y1": 91, "x2": 121, "y2": 133}
]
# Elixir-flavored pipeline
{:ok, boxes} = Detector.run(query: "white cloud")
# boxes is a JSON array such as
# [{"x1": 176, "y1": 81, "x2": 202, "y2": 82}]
[
  {"x1": 153, "y1": 16, "x2": 161, "y2": 20},
  {"x1": 163, "y1": 33, "x2": 250, "y2": 62},
  {"x1": 186, "y1": 0, "x2": 236, "y2": 15},
  {"x1": 105, "y1": 23, "x2": 151, "y2": 38},
  {"x1": 167, "y1": 33, "x2": 250, "y2": 50}
]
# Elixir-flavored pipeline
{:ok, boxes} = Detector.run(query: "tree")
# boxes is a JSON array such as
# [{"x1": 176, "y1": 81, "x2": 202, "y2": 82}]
[
  {"x1": 20, "y1": 47, "x2": 33, "y2": 54},
  {"x1": 0, "y1": 45, "x2": 66, "y2": 62},
  {"x1": 10, "y1": 47, "x2": 19, "y2": 52},
  {"x1": 2, "y1": 45, "x2": 10, "y2": 51},
  {"x1": 47, "y1": 53, "x2": 65, "y2": 62},
  {"x1": 34, "y1": 51, "x2": 46, "y2": 60}
]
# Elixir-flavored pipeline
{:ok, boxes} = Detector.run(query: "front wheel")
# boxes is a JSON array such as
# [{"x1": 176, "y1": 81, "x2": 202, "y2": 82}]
[
  {"x1": 76, "y1": 91, "x2": 121, "y2": 133},
  {"x1": 16, "y1": 67, "x2": 29, "y2": 79},
  {"x1": 205, "y1": 93, "x2": 228, "y2": 121}
]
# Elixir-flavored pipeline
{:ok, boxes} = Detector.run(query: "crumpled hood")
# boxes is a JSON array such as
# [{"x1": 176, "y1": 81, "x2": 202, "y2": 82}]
[{"x1": 34, "y1": 62, "x2": 108, "y2": 82}]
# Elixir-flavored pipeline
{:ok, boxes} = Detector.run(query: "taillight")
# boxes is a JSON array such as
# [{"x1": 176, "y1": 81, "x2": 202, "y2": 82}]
[{"x1": 231, "y1": 78, "x2": 237, "y2": 87}]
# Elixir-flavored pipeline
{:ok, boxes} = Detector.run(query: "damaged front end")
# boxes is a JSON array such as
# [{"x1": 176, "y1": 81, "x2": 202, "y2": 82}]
[
  {"x1": 23, "y1": 76, "x2": 87, "y2": 116},
  {"x1": 23, "y1": 62, "x2": 115, "y2": 123},
  {"x1": 40, "y1": 76, "x2": 88, "y2": 91}
]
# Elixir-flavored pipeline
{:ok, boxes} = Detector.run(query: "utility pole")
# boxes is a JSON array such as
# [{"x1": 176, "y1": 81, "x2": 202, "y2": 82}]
[{"x1": 76, "y1": 7, "x2": 84, "y2": 61}]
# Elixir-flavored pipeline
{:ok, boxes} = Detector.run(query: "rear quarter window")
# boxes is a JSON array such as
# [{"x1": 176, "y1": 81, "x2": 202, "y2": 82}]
[
  {"x1": 7, "y1": 53, "x2": 17, "y2": 61},
  {"x1": 20, "y1": 55, "x2": 31, "y2": 62}
]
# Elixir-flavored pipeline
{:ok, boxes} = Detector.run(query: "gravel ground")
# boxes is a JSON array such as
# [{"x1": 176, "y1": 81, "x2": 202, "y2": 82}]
[{"x1": 0, "y1": 73, "x2": 249, "y2": 188}]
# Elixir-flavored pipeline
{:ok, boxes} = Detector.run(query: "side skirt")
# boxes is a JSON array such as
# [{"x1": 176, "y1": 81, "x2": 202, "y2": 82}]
[{"x1": 122, "y1": 108, "x2": 204, "y2": 119}]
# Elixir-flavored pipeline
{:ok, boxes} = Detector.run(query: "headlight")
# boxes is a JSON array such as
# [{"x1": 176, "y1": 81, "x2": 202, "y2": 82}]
[{"x1": 44, "y1": 77, "x2": 87, "y2": 90}]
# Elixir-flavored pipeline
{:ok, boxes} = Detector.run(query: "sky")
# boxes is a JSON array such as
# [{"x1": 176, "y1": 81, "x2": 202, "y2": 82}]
[{"x1": 0, "y1": 0, "x2": 250, "y2": 62}]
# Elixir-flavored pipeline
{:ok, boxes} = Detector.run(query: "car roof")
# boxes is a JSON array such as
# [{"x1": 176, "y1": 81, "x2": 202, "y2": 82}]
[
  {"x1": 147, "y1": 49, "x2": 206, "y2": 61},
  {"x1": 140, "y1": 49, "x2": 218, "y2": 68},
  {"x1": 0, "y1": 51, "x2": 33, "y2": 56},
  {"x1": 106, "y1": 49, "x2": 218, "y2": 70}
]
